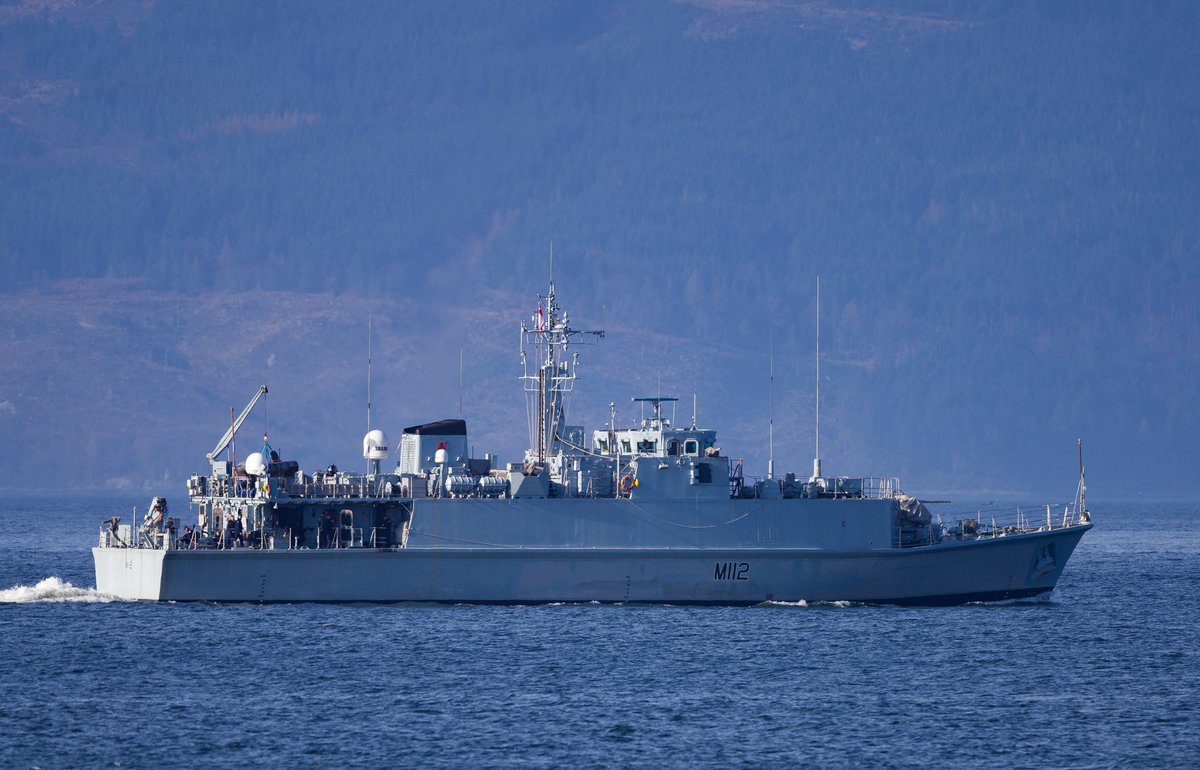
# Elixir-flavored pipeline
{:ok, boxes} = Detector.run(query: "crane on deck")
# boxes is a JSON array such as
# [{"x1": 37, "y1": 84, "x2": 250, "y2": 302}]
[{"x1": 207, "y1": 385, "x2": 269, "y2": 462}]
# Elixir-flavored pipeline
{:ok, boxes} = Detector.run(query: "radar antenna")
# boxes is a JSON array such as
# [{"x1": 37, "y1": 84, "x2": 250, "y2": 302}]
[
  {"x1": 632, "y1": 397, "x2": 678, "y2": 429},
  {"x1": 520, "y1": 268, "x2": 604, "y2": 463}
]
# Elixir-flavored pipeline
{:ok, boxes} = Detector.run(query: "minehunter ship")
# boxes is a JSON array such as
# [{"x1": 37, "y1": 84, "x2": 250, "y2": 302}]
[{"x1": 93, "y1": 280, "x2": 1092, "y2": 604}]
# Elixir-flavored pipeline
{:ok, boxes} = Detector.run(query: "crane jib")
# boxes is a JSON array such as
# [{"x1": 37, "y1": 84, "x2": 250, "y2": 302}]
[{"x1": 206, "y1": 385, "x2": 269, "y2": 461}]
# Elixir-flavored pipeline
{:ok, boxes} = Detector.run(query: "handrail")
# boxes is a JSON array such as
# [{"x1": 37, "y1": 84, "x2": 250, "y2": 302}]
[{"x1": 896, "y1": 501, "x2": 1090, "y2": 548}]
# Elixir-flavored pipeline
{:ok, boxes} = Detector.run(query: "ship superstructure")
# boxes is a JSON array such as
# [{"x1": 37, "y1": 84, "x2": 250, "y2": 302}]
[{"x1": 94, "y1": 279, "x2": 1092, "y2": 604}]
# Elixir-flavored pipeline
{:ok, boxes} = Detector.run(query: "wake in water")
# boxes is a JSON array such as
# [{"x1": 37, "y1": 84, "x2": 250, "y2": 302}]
[
  {"x1": 966, "y1": 592, "x2": 1060, "y2": 607},
  {"x1": 758, "y1": 599, "x2": 856, "y2": 608},
  {"x1": 0, "y1": 576, "x2": 115, "y2": 604}
]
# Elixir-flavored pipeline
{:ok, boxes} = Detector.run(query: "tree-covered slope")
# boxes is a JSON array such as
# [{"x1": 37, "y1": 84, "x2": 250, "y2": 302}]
[{"x1": 0, "y1": 1, "x2": 1196, "y2": 496}]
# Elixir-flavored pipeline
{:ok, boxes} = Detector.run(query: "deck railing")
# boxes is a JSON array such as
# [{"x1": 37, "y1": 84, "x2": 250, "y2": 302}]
[
  {"x1": 897, "y1": 502, "x2": 1090, "y2": 548},
  {"x1": 947, "y1": 503, "x2": 1089, "y2": 538},
  {"x1": 861, "y1": 477, "x2": 902, "y2": 500}
]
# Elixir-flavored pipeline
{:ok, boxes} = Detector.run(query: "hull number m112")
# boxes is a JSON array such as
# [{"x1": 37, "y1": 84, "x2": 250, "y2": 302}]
[{"x1": 714, "y1": 562, "x2": 750, "y2": 581}]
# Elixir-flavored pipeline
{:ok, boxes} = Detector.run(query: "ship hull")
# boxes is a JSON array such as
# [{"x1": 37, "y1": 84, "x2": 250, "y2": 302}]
[{"x1": 93, "y1": 523, "x2": 1090, "y2": 605}]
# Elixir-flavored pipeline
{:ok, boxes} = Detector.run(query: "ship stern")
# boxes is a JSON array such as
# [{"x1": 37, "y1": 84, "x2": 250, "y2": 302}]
[{"x1": 93, "y1": 547, "x2": 167, "y2": 601}]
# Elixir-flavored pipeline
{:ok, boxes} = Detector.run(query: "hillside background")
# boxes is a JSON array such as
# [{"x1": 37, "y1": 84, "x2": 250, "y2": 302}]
[{"x1": 1, "y1": 0, "x2": 1197, "y2": 499}]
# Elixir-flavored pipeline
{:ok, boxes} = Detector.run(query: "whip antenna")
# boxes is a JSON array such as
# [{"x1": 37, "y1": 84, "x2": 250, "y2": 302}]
[
  {"x1": 367, "y1": 316, "x2": 373, "y2": 433},
  {"x1": 768, "y1": 329, "x2": 775, "y2": 480},
  {"x1": 812, "y1": 277, "x2": 822, "y2": 482}
]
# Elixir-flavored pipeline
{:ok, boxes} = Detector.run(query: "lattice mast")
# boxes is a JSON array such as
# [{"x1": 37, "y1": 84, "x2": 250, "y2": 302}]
[{"x1": 520, "y1": 276, "x2": 604, "y2": 464}]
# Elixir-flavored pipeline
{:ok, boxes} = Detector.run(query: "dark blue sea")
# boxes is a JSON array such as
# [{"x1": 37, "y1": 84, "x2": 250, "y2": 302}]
[{"x1": 1, "y1": 495, "x2": 1196, "y2": 769}]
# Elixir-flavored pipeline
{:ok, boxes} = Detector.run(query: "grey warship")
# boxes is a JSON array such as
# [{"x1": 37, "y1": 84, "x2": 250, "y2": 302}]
[{"x1": 93, "y1": 279, "x2": 1092, "y2": 604}]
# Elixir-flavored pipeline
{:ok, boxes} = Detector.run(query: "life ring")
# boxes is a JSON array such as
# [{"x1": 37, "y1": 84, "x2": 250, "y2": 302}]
[{"x1": 619, "y1": 474, "x2": 634, "y2": 493}]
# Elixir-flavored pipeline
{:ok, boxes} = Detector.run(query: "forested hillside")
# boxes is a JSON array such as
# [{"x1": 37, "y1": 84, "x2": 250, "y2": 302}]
[{"x1": 1, "y1": 1, "x2": 1196, "y2": 497}]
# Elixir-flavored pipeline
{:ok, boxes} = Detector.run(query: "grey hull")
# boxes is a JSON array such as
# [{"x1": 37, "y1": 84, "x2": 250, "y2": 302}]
[{"x1": 93, "y1": 523, "x2": 1090, "y2": 605}]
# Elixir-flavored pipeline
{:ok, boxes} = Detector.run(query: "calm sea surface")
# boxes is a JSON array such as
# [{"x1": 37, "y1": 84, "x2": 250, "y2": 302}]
[{"x1": 0, "y1": 494, "x2": 1196, "y2": 769}]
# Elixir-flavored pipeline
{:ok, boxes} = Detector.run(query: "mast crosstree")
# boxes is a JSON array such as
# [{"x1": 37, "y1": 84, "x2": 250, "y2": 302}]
[{"x1": 519, "y1": 278, "x2": 604, "y2": 463}]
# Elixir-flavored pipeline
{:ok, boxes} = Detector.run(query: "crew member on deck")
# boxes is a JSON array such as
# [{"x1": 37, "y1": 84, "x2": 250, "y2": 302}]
[
  {"x1": 318, "y1": 510, "x2": 336, "y2": 549},
  {"x1": 225, "y1": 513, "x2": 243, "y2": 548},
  {"x1": 376, "y1": 512, "x2": 393, "y2": 548}
]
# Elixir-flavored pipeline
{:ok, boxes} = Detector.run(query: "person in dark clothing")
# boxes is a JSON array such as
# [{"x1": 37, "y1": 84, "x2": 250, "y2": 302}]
[
  {"x1": 318, "y1": 511, "x2": 336, "y2": 549},
  {"x1": 103, "y1": 516, "x2": 124, "y2": 546},
  {"x1": 225, "y1": 514, "x2": 243, "y2": 547},
  {"x1": 376, "y1": 512, "x2": 393, "y2": 548}
]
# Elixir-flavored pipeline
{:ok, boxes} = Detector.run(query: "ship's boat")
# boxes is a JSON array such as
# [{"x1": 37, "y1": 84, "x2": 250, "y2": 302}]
[{"x1": 93, "y1": 279, "x2": 1092, "y2": 604}]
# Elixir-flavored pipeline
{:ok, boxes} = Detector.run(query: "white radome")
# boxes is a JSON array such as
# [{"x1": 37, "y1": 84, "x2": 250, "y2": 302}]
[
  {"x1": 244, "y1": 452, "x2": 267, "y2": 476},
  {"x1": 363, "y1": 429, "x2": 390, "y2": 461}
]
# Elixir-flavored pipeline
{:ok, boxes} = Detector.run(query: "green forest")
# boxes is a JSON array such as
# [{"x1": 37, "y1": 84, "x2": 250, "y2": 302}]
[{"x1": 0, "y1": 1, "x2": 1196, "y2": 495}]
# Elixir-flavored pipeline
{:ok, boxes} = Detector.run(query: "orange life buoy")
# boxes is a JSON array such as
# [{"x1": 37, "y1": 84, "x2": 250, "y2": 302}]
[{"x1": 619, "y1": 474, "x2": 634, "y2": 493}]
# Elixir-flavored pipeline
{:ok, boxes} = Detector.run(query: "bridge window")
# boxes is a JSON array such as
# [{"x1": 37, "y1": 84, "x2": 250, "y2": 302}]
[
  {"x1": 596, "y1": 438, "x2": 608, "y2": 452},
  {"x1": 685, "y1": 439, "x2": 699, "y2": 455},
  {"x1": 667, "y1": 440, "x2": 680, "y2": 456},
  {"x1": 621, "y1": 440, "x2": 632, "y2": 453},
  {"x1": 637, "y1": 439, "x2": 657, "y2": 454}
]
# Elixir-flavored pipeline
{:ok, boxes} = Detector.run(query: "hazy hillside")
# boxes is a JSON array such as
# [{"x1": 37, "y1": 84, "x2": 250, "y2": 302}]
[{"x1": 0, "y1": 1, "x2": 1196, "y2": 497}]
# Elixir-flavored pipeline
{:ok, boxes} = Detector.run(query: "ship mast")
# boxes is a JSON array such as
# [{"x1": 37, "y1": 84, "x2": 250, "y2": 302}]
[
  {"x1": 520, "y1": 270, "x2": 604, "y2": 465},
  {"x1": 768, "y1": 329, "x2": 775, "y2": 480},
  {"x1": 811, "y1": 276, "x2": 823, "y2": 482},
  {"x1": 367, "y1": 316, "x2": 373, "y2": 433},
  {"x1": 366, "y1": 317, "x2": 372, "y2": 475}
]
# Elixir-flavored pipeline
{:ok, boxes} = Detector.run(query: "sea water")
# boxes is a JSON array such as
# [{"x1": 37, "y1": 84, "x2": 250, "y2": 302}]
[{"x1": 0, "y1": 494, "x2": 1196, "y2": 769}]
